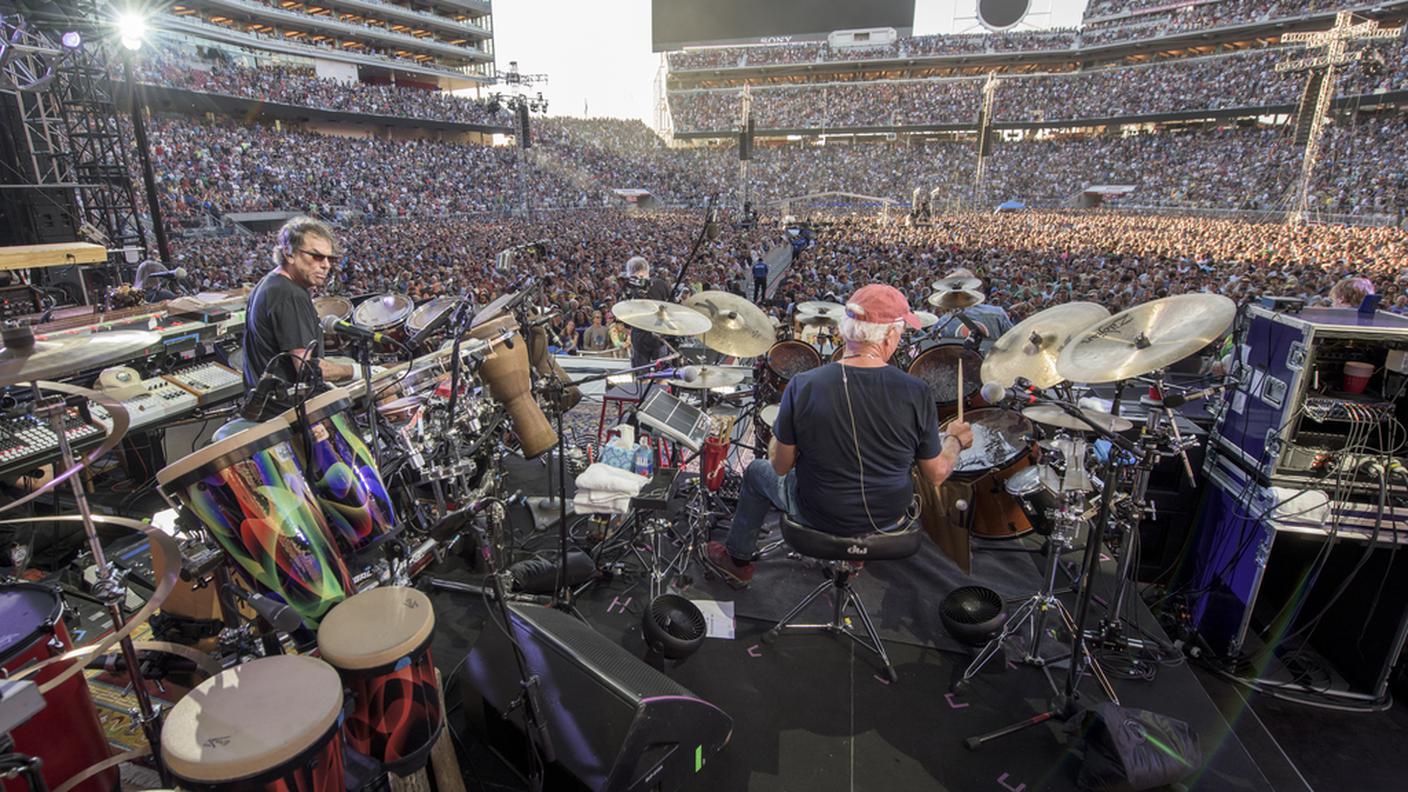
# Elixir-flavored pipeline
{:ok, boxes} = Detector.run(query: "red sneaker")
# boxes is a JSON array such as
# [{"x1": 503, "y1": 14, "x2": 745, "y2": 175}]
[{"x1": 706, "y1": 541, "x2": 755, "y2": 587}]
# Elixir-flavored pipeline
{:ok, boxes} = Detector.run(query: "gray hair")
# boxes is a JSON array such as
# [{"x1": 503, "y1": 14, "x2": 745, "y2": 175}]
[
  {"x1": 1330, "y1": 276, "x2": 1374, "y2": 308},
  {"x1": 840, "y1": 313, "x2": 902, "y2": 345},
  {"x1": 273, "y1": 215, "x2": 336, "y2": 268},
  {"x1": 624, "y1": 256, "x2": 650, "y2": 277}
]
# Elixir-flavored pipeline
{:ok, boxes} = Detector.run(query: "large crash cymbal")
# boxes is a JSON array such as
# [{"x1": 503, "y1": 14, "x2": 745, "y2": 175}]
[
  {"x1": 795, "y1": 301, "x2": 846, "y2": 325},
  {"x1": 933, "y1": 275, "x2": 982, "y2": 292},
  {"x1": 669, "y1": 366, "x2": 747, "y2": 390},
  {"x1": 684, "y1": 291, "x2": 774, "y2": 358},
  {"x1": 1055, "y1": 294, "x2": 1235, "y2": 384},
  {"x1": 982, "y1": 302, "x2": 1111, "y2": 389},
  {"x1": 611, "y1": 299, "x2": 713, "y2": 337},
  {"x1": 1, "y1": 327, "x2": 160, "y2": 388},
  {"x1": 927, "y1": 289, "x2": 986, "y2": 310},
  {"x1": 1023, "y1": 404, "x2": 1134, "y2": 434}
]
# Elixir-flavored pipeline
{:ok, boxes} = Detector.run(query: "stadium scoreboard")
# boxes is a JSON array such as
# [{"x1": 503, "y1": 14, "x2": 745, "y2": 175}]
[{"x1": 652, "y1": 0, "x2": 916, "y2": 51}]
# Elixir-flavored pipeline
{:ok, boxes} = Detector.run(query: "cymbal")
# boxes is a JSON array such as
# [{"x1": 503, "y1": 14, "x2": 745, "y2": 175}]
[
  {"x1": 982, "y1": 302, "x2": 1111, "y2": 389},
  {"x1": 611, "y1": 299, "x2": 713, "y2": 337},
  {"x1": 684, "y1": 291, "x2": 774, "y2": 358},
  {"x1": 1, "y1": 328, "x2": 160, "y2": 389},
  {"x1": 933, "y1": 275, "x2": 982, "y2": 292},
  {"x1": 795, "y1": 301, "x2": 846, "y2": 325},
  {"x1": 669, "y1": 366, "x2": 747, "y2": 390},
  {"x1": 914, "y1": 310, "x2": 940, "y2": 329},
  {"x1": 1055, "y1": 294, "x2": 1235, "y2": 384},
  {"x1": 927, "y1": 289, "x2": 985, "y2": 310},
  {"x1": 1023, "y1": 404, "x2": 1133, "y2": 434}
]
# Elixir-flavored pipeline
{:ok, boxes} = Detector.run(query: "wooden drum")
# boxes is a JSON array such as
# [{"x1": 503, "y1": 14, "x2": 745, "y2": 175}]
[
  {"x1": 162, "y1": 655, "x2": 346, "y2": 792},
  {"x1": 317, "y1": 587, "x2": 442, "y2": 774},
  {"x1": 468, "y1": 315, "x2": 557, "y2": 458}
]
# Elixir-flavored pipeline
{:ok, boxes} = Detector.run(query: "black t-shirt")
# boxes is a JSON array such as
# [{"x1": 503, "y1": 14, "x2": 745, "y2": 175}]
[
  {"x1": 242, "y1": 271, "x2": 322, "y2": 390},
  {"x1": 629, "y1": 276, "x2": 673, "y2": 368},
  {"x1": 774, "y1": 363, "x2": 941, "y2": 534}
]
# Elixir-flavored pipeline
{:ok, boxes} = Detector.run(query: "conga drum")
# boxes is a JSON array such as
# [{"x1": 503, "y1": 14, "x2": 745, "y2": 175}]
[
  {"x1": 279, "y1": 387, "x2": 397, "y2": 560},
  {"x1": 317, "y1": 587, "x2": 442, "y2": 774},
  {"x1": 314, "y1": 296, "x2": 353, "y2": 352},
  {"x1": 157, "y1": 420, "x2": 355, "y2": 629},
  {"x1": 908, "y1": 341, "x2": 984, "y2": 419},
  {"x1": 162, "y1": 655, "x2": 346, "y2": 792},
  {"x1": 468, "y1": 315, "x2": 557, "y2": 458},
  {"x1": 0, "y1": 584, "x2": 117, "y2": 792},
  {"x1": 941, "y1": 408, "x2": 1037, "y2": 539}
]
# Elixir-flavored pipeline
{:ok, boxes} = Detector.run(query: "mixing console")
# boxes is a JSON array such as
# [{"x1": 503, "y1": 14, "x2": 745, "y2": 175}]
[
  {"x1": 163, "y1": 361, "x2": 243, "y2": 406},
  {"x1": 0, "y1": 407, "x2": 104, "y2": 478}
]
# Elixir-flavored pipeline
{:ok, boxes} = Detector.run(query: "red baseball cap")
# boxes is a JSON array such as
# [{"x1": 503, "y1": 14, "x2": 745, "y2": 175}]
[{"x1": 846, "y1": 284, "x2": 922, "y2": 329}]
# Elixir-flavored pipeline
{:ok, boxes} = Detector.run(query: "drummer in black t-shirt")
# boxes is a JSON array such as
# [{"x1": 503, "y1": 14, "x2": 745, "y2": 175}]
[
  {"x1": 242, "y1": 216, "x2": 355, "y2": 413},
  {"x1": 707, "y1": 284, "x2": 974, "y2": 587}
]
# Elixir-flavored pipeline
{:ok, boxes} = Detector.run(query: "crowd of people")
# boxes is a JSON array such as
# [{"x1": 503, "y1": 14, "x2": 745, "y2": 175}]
[
  {"x1": 134, "y1": 48, "x2": 508, "y2": 127},
  {"x1": 668, "y1": 78, "x2": 984, "y2": 131}
]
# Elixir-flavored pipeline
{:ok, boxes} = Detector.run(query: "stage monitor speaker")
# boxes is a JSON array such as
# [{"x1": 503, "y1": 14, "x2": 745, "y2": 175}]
[{"x1": 462, "y1": 603, "x2": 732, "y2": 792}]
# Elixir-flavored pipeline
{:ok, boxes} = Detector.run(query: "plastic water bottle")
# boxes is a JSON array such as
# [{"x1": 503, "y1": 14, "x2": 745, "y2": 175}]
[{"x1": 633, "y1": 444, "x2": 653, "y2": 477}]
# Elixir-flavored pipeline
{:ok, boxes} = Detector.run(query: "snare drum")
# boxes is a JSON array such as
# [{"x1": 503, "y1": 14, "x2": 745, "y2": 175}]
[
  {"x1": 1004, "y1": 466, "x2": 1061, "y2": 536},
  {"x1": 0, "y1": 584, "x2": 116, "y2": 792},
  {"x1": 468, "y1": 315, "x2": 557, "y2": 459},
  {"x1": 157, "y1": 420, "x2": 355, "y2": 629},
  {"x1": 908, "y1": 342, "x2": 983, "y2": 416},
  {"x1": 162, "y1": 655, "x2": 346, "y2": 792},
  {"x1": 280, "y1": 387, "x2": 397, "y2": 559},
  {"x1": 942, "y1": 408, "x2": 1037, "y2": 539},
  {"x1": 353, "y1": 293, "x2": 413, "y2": 338},
  {"x1": 404, "y1": 297, "x2": 459, "y2": 349},
  {"x1": 317, "y1": 587, "x2": 442, "y2": 774}
]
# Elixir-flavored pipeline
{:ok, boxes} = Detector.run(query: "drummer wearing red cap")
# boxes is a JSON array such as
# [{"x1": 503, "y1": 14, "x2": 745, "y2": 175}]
[{"x1": 707, "y1": 284, "x2": 973, "y2": 586}]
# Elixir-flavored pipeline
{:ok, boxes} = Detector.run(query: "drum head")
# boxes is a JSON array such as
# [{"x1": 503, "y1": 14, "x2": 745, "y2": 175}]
[
  {"x1": 760, "y1": 404, "x2": 780, "y2": 428},
  {"x1": 1004, "y1": 465, "x2": 1046, "y2": 497},
  {"x1": 313, "y1": 296, "x2": 352, "y2": 322},
  {"x1": 317, "y1": 587, "x2": 434, "y2": 670},
  {"x1": 405, "y1": 297, "x2": 459, "y2": 337},
  {"x1": 908, "y1": 343, "x2": 983, "y2": 406},
  {"x1": 162, "y1": 655, "x2": 343, "y2": 783},
  {"x1": 944, "y1": 408, "x2": 1033, "y2": 475},
  {"x1": 353, "y1": 294, "x2": 413, "y2": 331},
  {"x1": 766, "y1": 340, "x2": 822, "y2": 381},
  {"x1": 0, "y1": 584, "x2": 62, "y2": 663},
  {"x1": 157, "y1": 418, "x2": 292, "y2": 491}
]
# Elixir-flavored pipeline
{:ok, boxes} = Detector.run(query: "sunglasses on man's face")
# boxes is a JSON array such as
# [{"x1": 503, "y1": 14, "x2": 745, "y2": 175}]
[{"x1": 299, "y1": 249, "x2": 336, "y2": 264}]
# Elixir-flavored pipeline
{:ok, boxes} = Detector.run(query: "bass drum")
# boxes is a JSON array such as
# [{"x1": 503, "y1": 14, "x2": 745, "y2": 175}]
[
  {"x1": 941, "y1": 408, "x2": 1037, "y2": 539},
  {"x1": 755, "y1": 340, "x2": 821, "y2": 451},
  {"x1": 908, "y1": 341, "x2": 983, "y2": 419}
]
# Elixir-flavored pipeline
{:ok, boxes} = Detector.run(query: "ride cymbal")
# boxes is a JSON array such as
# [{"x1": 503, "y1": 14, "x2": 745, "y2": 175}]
[
  {"x1": 927, "y1": 290, "x2": 986, "y2": 310},
  {"x1": 669, "y1": 366, "x2": 747, "y2": 390},
  {"x1": 1, "y1": 327, "x2": 160, "y2": 388},
  {"x1": 794, "y1": 301, "x2": 846, "y2": 325},
  {"x1": 982, "y1": 302, "x2": 1110, "y2": 389},
  {"x1": 1023, "y1": 404, "x2": 1133, "y2": 434},
  {"x1": 1055, "y1": 294, "x2": 1235, "y2": 384},
  {"x1": 685, "y1": 291, "x2": 774, "y2": 358},
  {"x1": 611, "y1": 299, "x2": 713, "y2": 337},
  {"x1": 932, "y1": 275, "x2": 982, "y2": 292}
]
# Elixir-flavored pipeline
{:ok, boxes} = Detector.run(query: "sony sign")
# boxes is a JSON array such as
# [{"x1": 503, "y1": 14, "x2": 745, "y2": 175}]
[{"x1": 759, "y1": 35, "x2": 794, "y2": 43}]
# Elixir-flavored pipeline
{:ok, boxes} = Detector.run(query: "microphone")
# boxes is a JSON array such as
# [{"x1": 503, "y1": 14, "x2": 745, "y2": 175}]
[
  {"x1": 638, "y1": 365, "x2": 701, "y2": 383},
  {"x1": 225, "y1": 586, "x2": 302, "y2": 634},
  {"x1": 1162, "y1": 381, "x2": 1231, "y2": 409},
  {"x1": 149, "y1": 266, "x2": 187, "y2": 280},
  {"x1": 981, "y1": 380, "x2": 1038, "y2": 407},
  {"x1": 133, "y1": 262, "x2": 188, "y2": 290},
  {"x1": 322, "y1": 314, "x2": 405, "y2": 349}
]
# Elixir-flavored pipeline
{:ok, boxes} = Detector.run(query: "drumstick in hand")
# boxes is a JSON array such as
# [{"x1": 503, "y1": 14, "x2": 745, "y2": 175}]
[{"x1": 957, "y1": 361, "x2": 965, "y2": 423}]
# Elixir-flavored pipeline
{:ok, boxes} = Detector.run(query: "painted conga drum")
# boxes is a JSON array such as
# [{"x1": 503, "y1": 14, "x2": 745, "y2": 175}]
[
  {"x1": 162, "y1": 654, "x2": 346, "y2": 792},
  {"x1": 316, "y1": 586, "x2": 442, "y2": 774},
  {"x1": 0, "y1": 584, "x2": 117, "y2": 792},
  {"x1": 279, "y1": 387, "x2": 396, "y2": 560},
  {"x1": 157, "y1": 420, "x2": 354, "y2": 629}
]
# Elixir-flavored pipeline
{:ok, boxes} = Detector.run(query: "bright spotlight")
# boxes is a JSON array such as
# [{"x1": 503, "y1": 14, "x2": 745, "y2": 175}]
[
  {"x1": 60, "y1": 31, "x2": 82, "y2": 49},
  {"x1": 116, "y1": 11, "x2": 148, "y2": 51}
]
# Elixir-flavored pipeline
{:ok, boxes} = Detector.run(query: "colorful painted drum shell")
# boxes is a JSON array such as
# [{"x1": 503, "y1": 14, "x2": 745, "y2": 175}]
[{"x1": 0, "y1": 584, "x2": 117, "y2": 792}]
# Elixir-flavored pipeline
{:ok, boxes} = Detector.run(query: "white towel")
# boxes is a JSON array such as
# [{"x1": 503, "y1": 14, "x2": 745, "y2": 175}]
[
  {"x1": 575, "y1": 463, "x2": 649, "y2": 496},
  {"x1": 573, "y1": 491, "x2": 632, "y2": 515}
]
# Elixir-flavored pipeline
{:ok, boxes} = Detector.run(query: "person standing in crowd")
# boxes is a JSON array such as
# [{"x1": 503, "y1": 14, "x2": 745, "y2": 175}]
[
  {"x1": 624, "y1": 255, "x2": 673, "y2": 369},
  {"x1": 582, "y1": 310, "x2": 611, "y2": 352},
  {"x1": 752, "y1": 253, "x2": 770, "y2": 303}
]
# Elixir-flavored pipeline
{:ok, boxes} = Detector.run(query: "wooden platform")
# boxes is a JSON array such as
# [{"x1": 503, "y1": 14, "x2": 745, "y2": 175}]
[{"x1": 0, "y1": 241, "x2": 107, "y2": 271}]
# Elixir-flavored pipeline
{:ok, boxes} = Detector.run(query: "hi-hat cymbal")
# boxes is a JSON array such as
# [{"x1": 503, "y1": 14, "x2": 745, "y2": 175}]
[
  {"x1": 914, "y1": 310, "x2": 940, "y2": 329},
  {"x1": 982, "y1": 302, "x2": 1111, "y2": 389},
  {"x1": 1023, "y1": 404, "x2": 1133, "y2": 434},
  {"x1": 927, "y1": 290, "x2": 986, "y2": 310},
  {"x1": 1, "y1": 327, "x2": 160, "y2": 389},
  {"x1": 1055, "y1": 294, "x2": 1235, "y2": 384},
  {"x1": 669, "y1": 366, "x2": 747, "y2": 390},
  {"x1": 611, "y1": 299, "x2": 713, "y2": 337},
  {"x1": 684, "y1": 291, "x2": 774, "y2": 358},
  {"x1": 795, "y1": 301, "x2": 846, "y2": 325},
  {"x1": 933, "y1": 275, "x2": 982, "y2": 292}
]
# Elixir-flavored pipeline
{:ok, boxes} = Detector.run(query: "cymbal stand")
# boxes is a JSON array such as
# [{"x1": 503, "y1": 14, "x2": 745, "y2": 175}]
[{"x1": 32, "y1": 383, "x2": 169, "y2": 783}]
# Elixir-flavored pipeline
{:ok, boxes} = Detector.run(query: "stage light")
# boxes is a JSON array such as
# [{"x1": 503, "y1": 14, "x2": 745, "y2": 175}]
[
  {"x1": 117, "y1": 10, "x2": 148, "y2": 51},
  {"x1": 60, "y1": 31, "x2": 82, "y2": 49}
]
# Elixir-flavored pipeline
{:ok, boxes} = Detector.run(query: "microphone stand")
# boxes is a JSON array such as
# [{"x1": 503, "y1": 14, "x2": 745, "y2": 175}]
[
  {"x1": 670, "y1": 195, "x2": 718, "y2": 299},
  {"x1": 353, "y1": 337, "x2": 381, "y2": 469}
]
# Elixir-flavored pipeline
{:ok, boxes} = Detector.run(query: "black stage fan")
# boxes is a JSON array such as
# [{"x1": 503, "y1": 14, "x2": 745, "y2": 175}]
[
  {"x1": 641, "y1": 593, "x2": 706, "y2": 662},
  {"x1": 940, "y1": 585, "x2": 1008, "y2": 647}
]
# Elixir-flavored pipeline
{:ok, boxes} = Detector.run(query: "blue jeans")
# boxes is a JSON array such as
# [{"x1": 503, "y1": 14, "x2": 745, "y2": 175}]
[{"x1": 724, "y1": 459, "x2": 806, "y2": 560}]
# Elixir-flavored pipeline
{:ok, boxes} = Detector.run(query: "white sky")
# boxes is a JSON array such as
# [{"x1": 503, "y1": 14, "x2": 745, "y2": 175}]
[{"x1": 490, "y1": 1, "x2": 1091, "y2": 126}]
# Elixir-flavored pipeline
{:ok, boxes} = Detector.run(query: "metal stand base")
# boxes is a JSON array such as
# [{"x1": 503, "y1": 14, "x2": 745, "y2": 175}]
[{"x1": 763, "y1": 565, "x2": 898, "y2": 683}]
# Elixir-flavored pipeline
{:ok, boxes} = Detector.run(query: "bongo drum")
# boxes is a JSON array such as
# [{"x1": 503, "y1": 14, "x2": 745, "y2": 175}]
[
  {"x1": 279, "y1": 387, "x2": 397, "y2": 559},
  {"x1": 0, "y1": 584, "x2": 116, "y2": 792},
  {"x1": 157, "y1": 420, "x2": 354, "y2": 629},
  {"x1": 468, "y1": 315, "x2": 557, "y2": 458},
  {"x1": 162, "y1": 655, "x2": 346, "y2": 792},
  {"x1": 941, "y1": 408, "x2": 1037, "y2": 539},
  {"x1": 317, "y1": 587, "x2": 442, "y2": 774}
]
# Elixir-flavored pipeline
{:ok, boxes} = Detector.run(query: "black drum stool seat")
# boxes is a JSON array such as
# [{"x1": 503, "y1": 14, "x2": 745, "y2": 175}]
[{"x1": 763, "y1": 511, "x2": 922, "y2": 682}]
